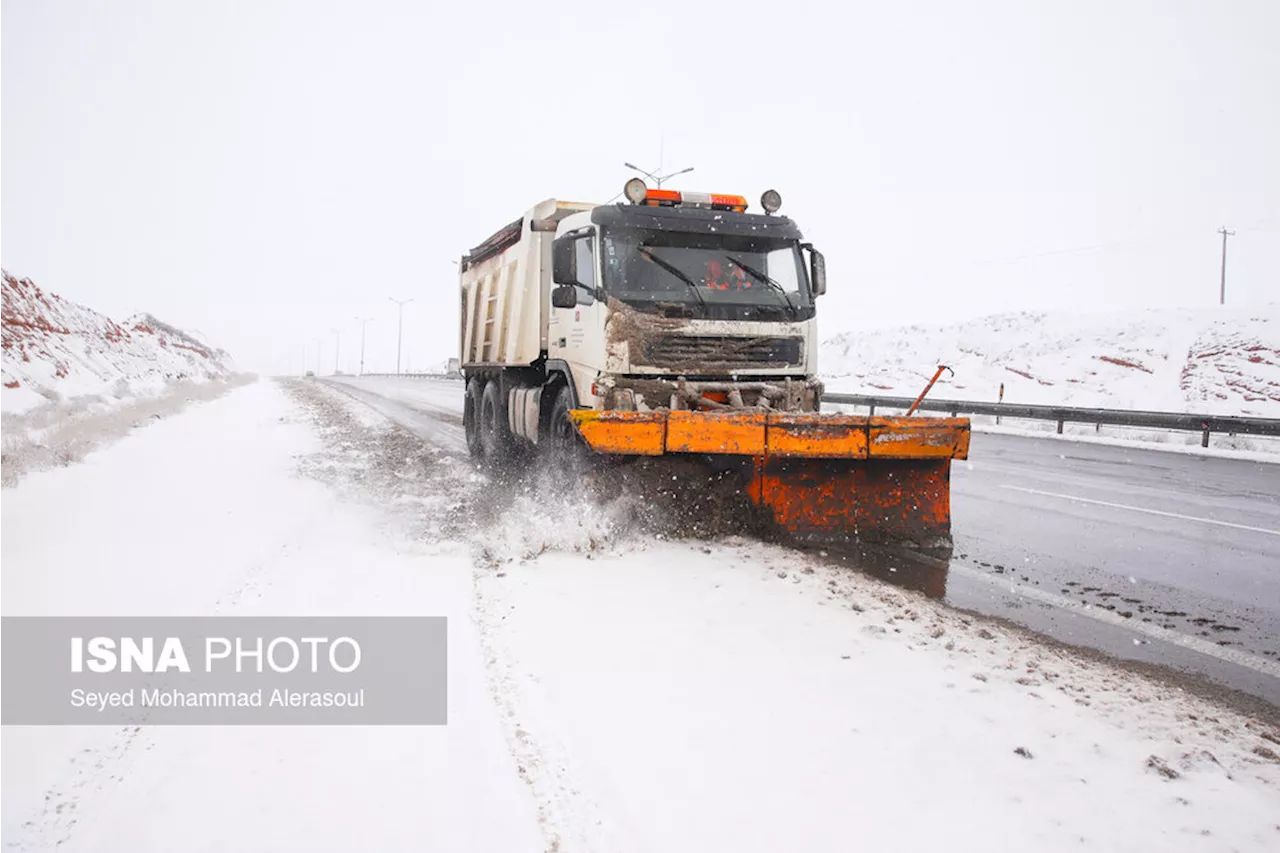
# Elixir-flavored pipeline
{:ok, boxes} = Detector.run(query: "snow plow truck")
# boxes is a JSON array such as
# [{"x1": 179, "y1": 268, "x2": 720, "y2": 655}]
[{"x1": 458, "y1": 179, "x2": 970, "y2": 546}]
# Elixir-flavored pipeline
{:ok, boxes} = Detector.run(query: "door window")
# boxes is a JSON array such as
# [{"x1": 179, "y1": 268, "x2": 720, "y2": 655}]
[{"x1": 574, "y1": 234, "x2": 596, "y2": 293}]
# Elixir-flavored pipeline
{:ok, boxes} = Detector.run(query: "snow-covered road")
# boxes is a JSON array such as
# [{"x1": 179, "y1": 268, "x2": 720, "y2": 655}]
[
  {"x1": 4, "y1": 377, "x2": 1280, "y2": 852},
  {"x1": 2, "y1": 380, "x2": 540, "y2": 851}
]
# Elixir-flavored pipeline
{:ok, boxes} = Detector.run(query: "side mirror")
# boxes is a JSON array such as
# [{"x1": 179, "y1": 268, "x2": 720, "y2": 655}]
[
  {"x1": 809, "y1": 248, "x2": 827, "y2": 297},
  {"x1": 551, "y1": 285, "x2": 578, "y2": 309},
  {"x1": 552, "y1": 236, "x2": 578, "y2": 286}
]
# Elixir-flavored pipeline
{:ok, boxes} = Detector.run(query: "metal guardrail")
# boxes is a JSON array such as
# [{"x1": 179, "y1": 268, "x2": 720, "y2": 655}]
[
  {"x1": 334, "y1": 372, "x2": 462, "y2": 379},
  {"x1": 320, "y1": 374, "x2": 1280, "y2": 448},
  {"x1": 823, "y1": 392, "x2": 1280, "y2": 447}
]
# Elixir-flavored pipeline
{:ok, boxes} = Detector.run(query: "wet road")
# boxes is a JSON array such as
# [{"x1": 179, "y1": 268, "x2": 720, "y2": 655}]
[
  {"x1": 323, "y1": 376, "x2": 1280, "y2": 706},
  {"x1": 327, "y1": 376, "x2": 468, "y2": 453},
  {"x1": 946, "y1": 433, "x2": 1280, "y2": 704}
]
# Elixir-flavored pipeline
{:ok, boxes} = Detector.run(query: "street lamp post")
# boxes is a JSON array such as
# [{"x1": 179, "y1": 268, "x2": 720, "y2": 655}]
[
  {"x1": 356, "y1": 317, "x2": 373, "y2": 376},
  {"x1": 331, "y1": 328, "x2": 341, "y2": 375},
  {"x1": 624, "y1": 162, "x2": 694, "y2": 189},
  {"x1": 388, "y1": 297, "x2": 414, "y2": 375}
]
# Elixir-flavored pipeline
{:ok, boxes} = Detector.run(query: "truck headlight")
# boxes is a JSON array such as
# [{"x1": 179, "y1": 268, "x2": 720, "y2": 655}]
[{"x1": 624, "y1": 178, "x2": 648, "y2": 204}]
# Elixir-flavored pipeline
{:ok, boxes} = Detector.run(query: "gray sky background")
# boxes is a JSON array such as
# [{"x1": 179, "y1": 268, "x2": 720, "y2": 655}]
[{"x1": 3, "y1": 0, "x2": 1278, "y2": 375}]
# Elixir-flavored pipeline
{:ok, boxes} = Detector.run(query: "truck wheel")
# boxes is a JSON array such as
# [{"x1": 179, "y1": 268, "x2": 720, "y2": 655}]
[
  {"x1": 547, "y1": 385, "x2": 583, "y2": 457},
  {"x1": 464, "y1": 377, "x2": 485, "y2": 459},
  {"x1": 479, "y1": 380, "x2": 513, "y2": 462}
]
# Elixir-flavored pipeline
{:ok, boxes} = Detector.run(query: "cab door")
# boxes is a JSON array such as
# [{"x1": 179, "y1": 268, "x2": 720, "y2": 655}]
[{"x1": 548, "y1": 225, "x2": 605, "y2": 406}]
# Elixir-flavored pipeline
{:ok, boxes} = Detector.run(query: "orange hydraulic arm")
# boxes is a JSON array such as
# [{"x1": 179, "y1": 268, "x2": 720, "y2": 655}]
[{"x1": 906, "y1": 365, "x2": 953, "y2": 416}]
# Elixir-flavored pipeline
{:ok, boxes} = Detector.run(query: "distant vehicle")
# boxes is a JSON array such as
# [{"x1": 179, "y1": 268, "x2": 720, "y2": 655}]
[
  {"x1": 456, "y1": 179, "x2": 971, "y2": 546},
  {"x1": 305, "y1": 370, "x2": 315, "y2": 377}
]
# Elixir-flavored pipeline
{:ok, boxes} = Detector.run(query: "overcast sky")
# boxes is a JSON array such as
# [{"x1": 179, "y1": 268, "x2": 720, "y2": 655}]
[{"x1": 4, "y1": 0, "x2": 1278, "y2": 375}]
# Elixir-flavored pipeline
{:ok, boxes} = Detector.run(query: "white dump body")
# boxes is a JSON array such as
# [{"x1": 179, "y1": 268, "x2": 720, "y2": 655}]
[{"x1": 459, "y1": 198, "x2": 594, "y2": 367}]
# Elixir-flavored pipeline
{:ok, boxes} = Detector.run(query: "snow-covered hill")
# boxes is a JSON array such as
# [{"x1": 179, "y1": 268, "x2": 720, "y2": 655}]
[
  {"x1": 822, "y1": 304, "x2": 1280, "y2": 417},
  {"x1": 1, "y1": 270, "x2": 234, "y2": 414}
]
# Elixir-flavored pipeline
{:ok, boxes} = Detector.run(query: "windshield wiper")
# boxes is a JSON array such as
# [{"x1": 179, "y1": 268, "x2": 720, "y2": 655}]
[
  {"x1": 639, "y1": 246, "x2": 706, "y2": 308},
  {"x1": 725, "y1": 255, "x2": 798, "y2": 317}
]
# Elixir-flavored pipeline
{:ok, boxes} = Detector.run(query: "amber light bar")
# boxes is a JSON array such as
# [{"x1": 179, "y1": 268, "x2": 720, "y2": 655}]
[{"x1": 643, "y1": 189, "x2": 748, "y2": 213}]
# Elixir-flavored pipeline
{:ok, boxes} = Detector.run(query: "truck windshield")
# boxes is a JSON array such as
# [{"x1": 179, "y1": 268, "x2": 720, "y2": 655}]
[{"x1": 601, "y1": 228, "x2": 812, "y2": 320}]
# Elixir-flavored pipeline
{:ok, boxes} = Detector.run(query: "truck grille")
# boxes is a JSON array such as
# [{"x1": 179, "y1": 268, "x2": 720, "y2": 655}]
[{"x1": 640, "y1": 336, "x2": 803, "y2": 367}]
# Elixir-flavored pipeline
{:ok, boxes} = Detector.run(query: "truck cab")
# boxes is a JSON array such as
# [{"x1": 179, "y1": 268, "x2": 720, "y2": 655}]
[
  {"x1": 459, "y1": 184, "x2": 829, "y2": 457},
  {"x1": 547, "y1": 187, "x2": 827, "y2": 414}
]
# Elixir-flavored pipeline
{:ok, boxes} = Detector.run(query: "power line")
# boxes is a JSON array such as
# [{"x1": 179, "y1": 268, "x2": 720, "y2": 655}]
[{"x1": 971, "y1": 230, "x2": 1193, "y2": 268}]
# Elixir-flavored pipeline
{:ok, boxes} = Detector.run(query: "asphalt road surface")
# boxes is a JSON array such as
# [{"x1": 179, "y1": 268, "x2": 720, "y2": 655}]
[
  {"x1": 324, "y1": 376, "x2": 1280, "y2": 707},
  {"x1": 946, "y1": 432, "x2": 1280, "y2": 705}
]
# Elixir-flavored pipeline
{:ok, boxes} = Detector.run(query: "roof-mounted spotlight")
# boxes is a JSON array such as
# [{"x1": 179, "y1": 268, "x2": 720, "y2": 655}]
[
  {"x1": 624, "y1": 177, "x2": 648, "y2": 205},
  {"x1": 761, "y1": 189, "x2": 782, "y2": 215}
]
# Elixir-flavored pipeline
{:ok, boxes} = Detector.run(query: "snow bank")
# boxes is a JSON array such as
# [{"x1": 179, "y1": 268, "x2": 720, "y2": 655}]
[
  {"x1": 822, "y1": 303, "x2": 1280, "y2": 417},
  {"x1": 1, "y1": 270, "x2": 234, "y2": 415},
  {"x1": 0, "y1": 376, "x2": 250, "y2": 487}
]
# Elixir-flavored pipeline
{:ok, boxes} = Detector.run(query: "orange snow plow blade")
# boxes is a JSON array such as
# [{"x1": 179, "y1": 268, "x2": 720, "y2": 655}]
[
  {"x1": 570, "y1": 411, "x2": 668, "y2": 455},
  {"x1": 569, "y1": 410, "x2": 970, "y2": 545},
  {"x1": 667, "y1": 411, "x2": 767, "y2": 455}
]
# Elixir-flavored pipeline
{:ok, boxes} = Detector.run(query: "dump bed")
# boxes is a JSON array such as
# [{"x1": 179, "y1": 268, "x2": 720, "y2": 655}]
[{"x1": 459, "y1": 198, "x2": 594, "y2": 368}]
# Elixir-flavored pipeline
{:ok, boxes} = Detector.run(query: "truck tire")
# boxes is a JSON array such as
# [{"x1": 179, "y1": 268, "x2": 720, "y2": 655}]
[
  {"x1": 547, "y1": 384, "x2": 582, "y2": 457},
  {"x1": 464, "y1": 377, "x2": 485, "y2": 459},
  {"x1": 479, "y1": 380, "x2": 513, "y2": 462}
]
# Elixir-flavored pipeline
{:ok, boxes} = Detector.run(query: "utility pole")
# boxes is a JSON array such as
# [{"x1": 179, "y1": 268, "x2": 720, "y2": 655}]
[
  {"x1": 355, "y1": 317, "x2": 373, "y2": 376},
  {"x1": 388, "y1": 297, "x2": 414, "y2": 375},
  {"x1": 331, "y1": 328, "x2": 341, "y2": 374},
  {"x1": 1217, "y1": 226, "x2": 1235, "y2": 305}
]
